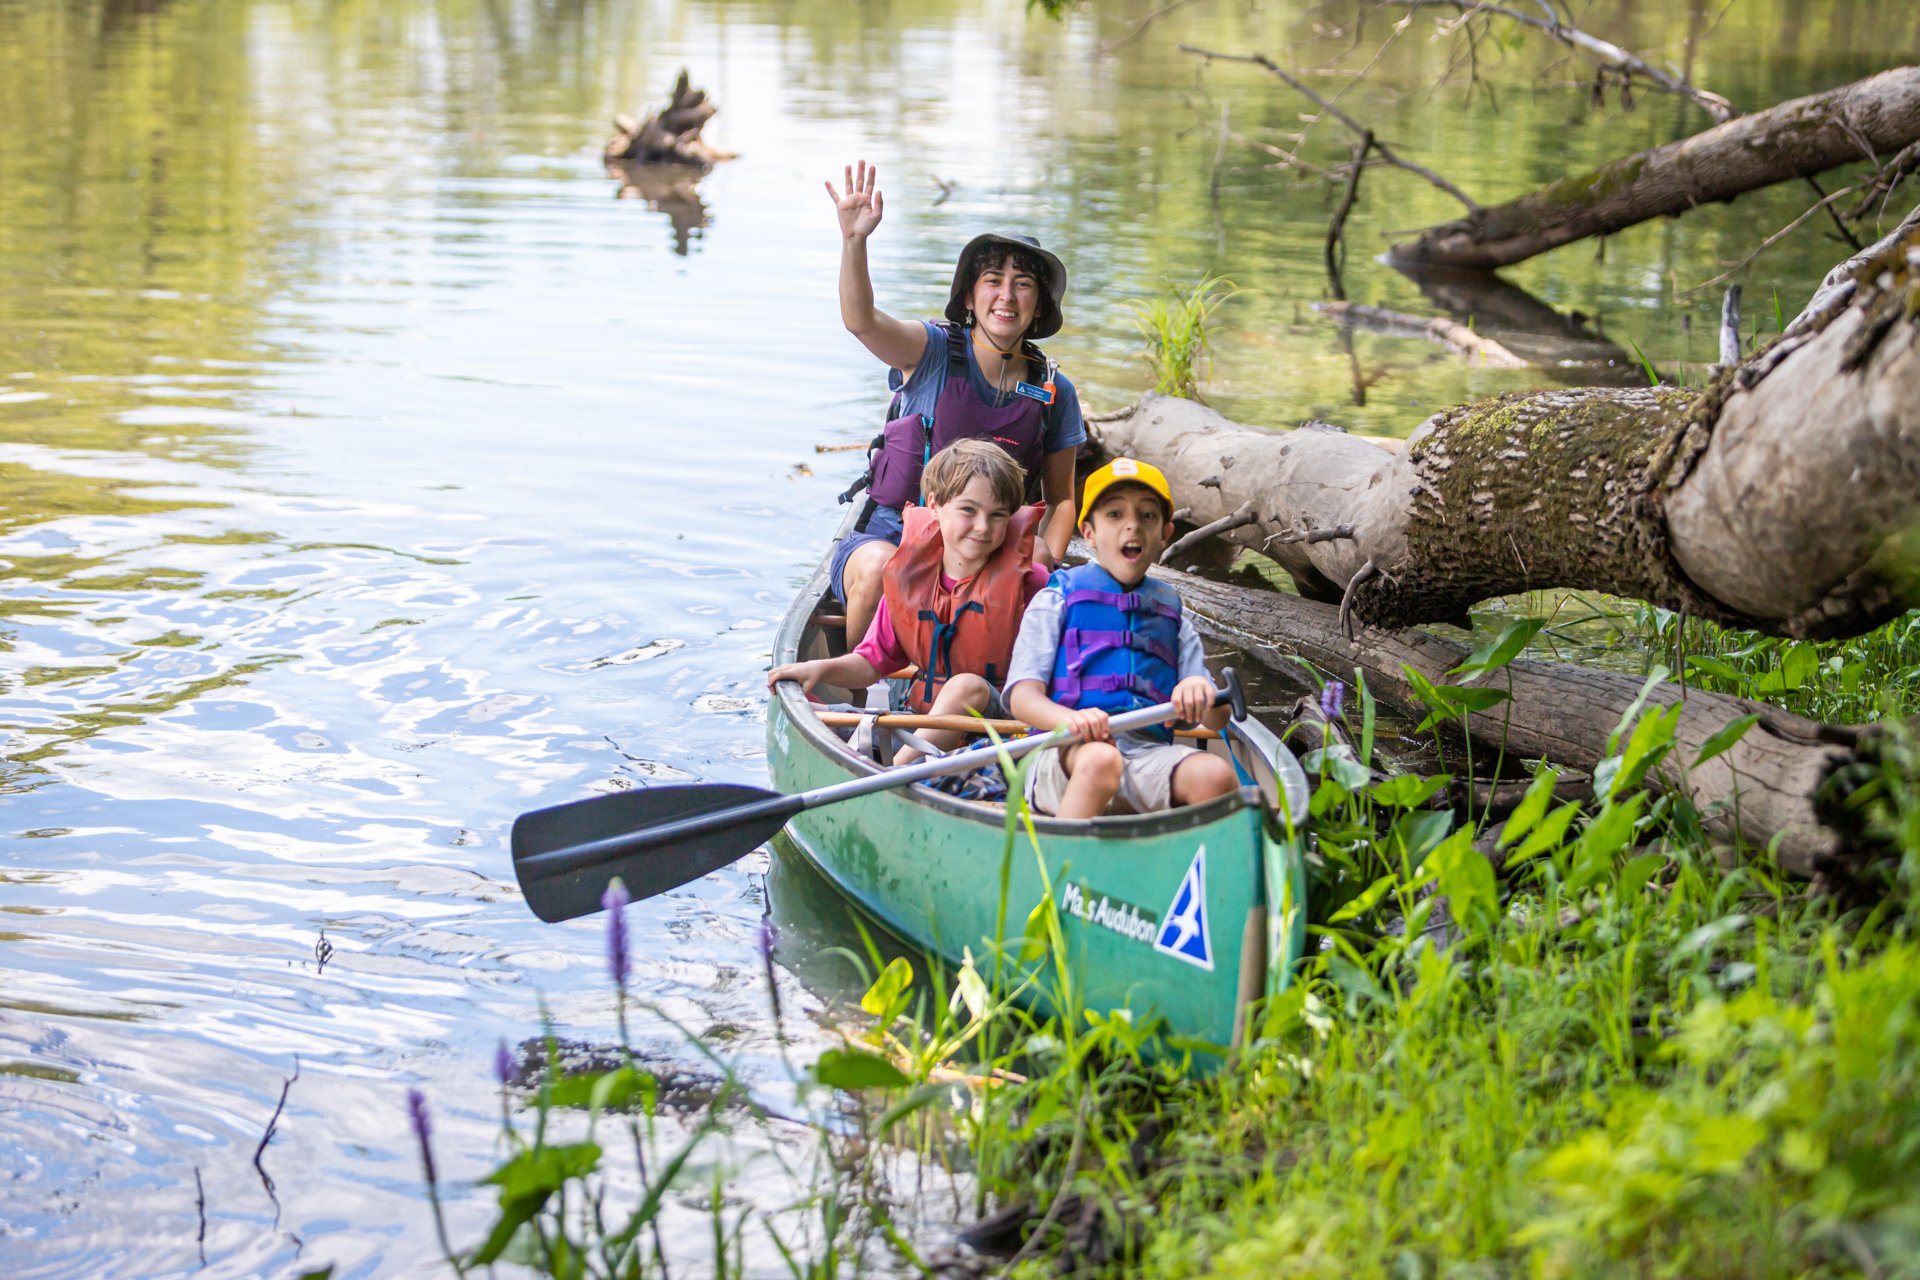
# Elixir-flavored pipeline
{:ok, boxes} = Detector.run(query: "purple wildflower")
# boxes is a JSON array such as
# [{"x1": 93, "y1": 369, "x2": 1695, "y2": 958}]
[
  {"x1": 603, "y1": 877, "x2": 631, "y2": 989},
  {"x1": 493, "y1": 1039, "x2": 513, "y2": 1086},
  {"x1": 1319, "y1": 680, "x2": 1346, "y2": 721},
  {"x1": 406, "y1": 1086, "x2": 438, "y2": 1187}
]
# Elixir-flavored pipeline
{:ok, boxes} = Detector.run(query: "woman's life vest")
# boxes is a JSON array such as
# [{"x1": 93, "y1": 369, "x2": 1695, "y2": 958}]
[
  {"x1": 1048, "y1": 563, "x2": 1183, "y2": 743},
  {"x1": 882, "y1": 502, "x2": 1046, "y2": 714},
  {"x1": 861, "y1": 323, "x2": 1054, "y2": 513}
]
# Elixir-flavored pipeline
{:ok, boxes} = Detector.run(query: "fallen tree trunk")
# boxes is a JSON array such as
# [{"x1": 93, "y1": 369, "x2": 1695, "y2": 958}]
[
  {"x1": 1098, "y1": 220, "x2": 1920, "y2": 640},
  {"x1": 1160, "y1": 564, "x2": 1858, "y2": 879},
  {"x1": 1388, "y1": 66, "x2": 1920, "y2": 270}
]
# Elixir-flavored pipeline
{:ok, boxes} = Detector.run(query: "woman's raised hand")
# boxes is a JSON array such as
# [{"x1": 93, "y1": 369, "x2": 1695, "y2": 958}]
[{"x1": 825, "y1": 160, "x2": 884, "y2": 241}]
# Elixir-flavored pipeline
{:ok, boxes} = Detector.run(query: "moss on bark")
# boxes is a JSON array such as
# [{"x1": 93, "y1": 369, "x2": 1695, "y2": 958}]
[{"x1": 1357, "y1": 385, "x2": 1751, "y2": 630}]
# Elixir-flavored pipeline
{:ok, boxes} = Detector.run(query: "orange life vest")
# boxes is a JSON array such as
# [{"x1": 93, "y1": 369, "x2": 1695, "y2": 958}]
[{"x1": 882, "y1": 502, "x2": 1045, "y2": 713}]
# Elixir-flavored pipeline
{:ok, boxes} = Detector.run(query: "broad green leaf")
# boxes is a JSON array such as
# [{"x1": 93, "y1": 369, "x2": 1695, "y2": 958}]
[
  {"x1": 1496, "y1": 766, "x2": 1560, "y2": 849},
  {"x1": 1326, "y1": 954, "x2": 1386, "y2": 1007},
  {"x1": 1428, "y1": 829, "x2": 1496, "y2": 929},
  {"x1": 1511, "y1": 800, "x2": 1582, "y2": 863},
  {"x1": 1685, "y1": 654, "x2": 1744, "y2": 683},
  {"x1": 1449, "y1": 616, "x2": 1545, "y2": 680},
  {"x1": 1568, "y1": 795, "x2": 1647, "y2": 894},
  {"x1": 1303, "y1": 746, "x2": 1372, "y2": 790},
  {"x1": 1607, "y1": 667, "x2": 1671, "y2": 754},
  {"x1": 544, "y1": 1066, "x2": 653, "y2": 1113},
  {"x1": 812, "y1": 1046, "x2": 911, "y2": 1091},
  {"x1": 1326, "y1": 873, "x2": 1395, "y2": 924},
  {"x1": 860, "y1": 956, "x2": 914, "y2": 1017},
  {"x1": 1449, "y1": 686, "x2": 1514, "y2": 712},
  {"x1": 1366, "y1": 772, "x2": 1448, "y2": 811},
  {"x1": 1692, "y1": 713, "x2": 1761, "y2": 769},
  {"x1": 1412, "y1": 683, "x2": 1511, "y2": 730},
  {"x1": 1618, "y1": 851, "x2": 1665, "y2": 899},
  {"x1": 1583, "y1": 794, "x2": 1646, "y2": 860},
  {"x1": 483, "y1": 1142, "x2": 603, "y2": 1200},
  {"x1": 1602, "y1": 703, "x2": 1682, "y2": 799},
  {"x1": 471, "y1": 1206, "x2": 539, "y2": 1267},
  {"x1": 1019, "y1": 900, "x2": 1050, "y2": 963},
  {"x1": 1391, "y1": 809, "x2": 1456, "y2": 870}
]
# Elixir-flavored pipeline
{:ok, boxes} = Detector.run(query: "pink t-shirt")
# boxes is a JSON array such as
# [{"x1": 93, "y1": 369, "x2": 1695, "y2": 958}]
[{"x1": 854, "y1": 562, "x2": 1051, "y2": 676}]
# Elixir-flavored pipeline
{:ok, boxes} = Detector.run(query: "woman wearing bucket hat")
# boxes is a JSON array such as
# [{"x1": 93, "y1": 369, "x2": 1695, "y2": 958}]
[{"x1": 822, "y1": 159, "x2": 1086, "y2": 646}]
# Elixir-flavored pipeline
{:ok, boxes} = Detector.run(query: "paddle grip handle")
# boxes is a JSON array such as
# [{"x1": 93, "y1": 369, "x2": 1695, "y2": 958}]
[{"x1": 1216, "y1": 666, "x2": 1247, "y2": 723}]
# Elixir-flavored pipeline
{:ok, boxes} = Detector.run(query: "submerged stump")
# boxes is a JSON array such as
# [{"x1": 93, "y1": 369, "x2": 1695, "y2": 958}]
[{"x1": 604, "y1": 68, "x2": 736, "y2": 169}]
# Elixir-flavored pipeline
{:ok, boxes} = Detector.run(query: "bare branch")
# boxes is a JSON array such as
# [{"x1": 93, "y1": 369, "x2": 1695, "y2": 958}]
[
  {"x1": 1163, "y1": 501, "x2": 1260, "y2": 563},
  {"x1": 1384, "y1": 0, "x2": 1738, "y2": 121},
  {"x1": 1326, "y1": 133, "x2": 1373, "y2": 299},
  {"x1": 1682, "y1": 185, "x2": 1860, "y2": 297},
  {"x1": 1181, "y1": 43, "x2": 1481, "y2": 211},
  {"x1": 1265, "y1": 521, "x2": 1359, "y2": 549},
  {"x1": 1103, "y1": 0, "x2": 1208, "y2": 55}
]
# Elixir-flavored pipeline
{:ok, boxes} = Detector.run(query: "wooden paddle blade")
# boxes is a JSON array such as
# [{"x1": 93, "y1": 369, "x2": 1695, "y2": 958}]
[{"x1": 512, "y1": 783, "x2": 781, "y2": 923}]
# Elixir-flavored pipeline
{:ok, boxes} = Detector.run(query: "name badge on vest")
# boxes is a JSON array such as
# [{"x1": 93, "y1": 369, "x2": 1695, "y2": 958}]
[{"x1": 1014, "y1": 381, "x2": 1055, "y2": 405}]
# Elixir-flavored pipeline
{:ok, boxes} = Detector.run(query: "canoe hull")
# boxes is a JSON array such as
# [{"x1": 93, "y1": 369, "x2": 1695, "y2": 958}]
[{"x1": 768, "y1": 697, "x2": 1306, "y2": 1056}]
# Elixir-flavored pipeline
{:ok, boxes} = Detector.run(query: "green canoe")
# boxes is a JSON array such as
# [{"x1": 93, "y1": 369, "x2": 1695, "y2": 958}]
[{"x1": 767, "y1": 520, "x2": 1311, "y2": 1062}]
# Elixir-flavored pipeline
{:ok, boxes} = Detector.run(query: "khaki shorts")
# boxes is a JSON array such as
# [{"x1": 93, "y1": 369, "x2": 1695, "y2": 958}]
[{"x1": 1025, "y1": 736, "x2": 1199, "y2": 816}]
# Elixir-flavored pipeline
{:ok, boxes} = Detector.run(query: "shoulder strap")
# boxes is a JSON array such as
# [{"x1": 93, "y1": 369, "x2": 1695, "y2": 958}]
[
  {"x1": 941, "y1": 321, "x2": 968, "y2": 378},
  {"x1": 1021, "y1": 339, "x2": 1047, "y2": 386},
  {"x1": 1023, "y1": 339, "x2": 1061, "y2": 435}
]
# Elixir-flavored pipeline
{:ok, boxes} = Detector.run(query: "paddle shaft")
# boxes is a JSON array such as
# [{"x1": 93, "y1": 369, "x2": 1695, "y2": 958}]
[
  {"x1": 811, "y1": 711, "x2": 1221, "y2": 740},
  {"x1": 518, "y1": 682, "x2": 1239, "y2": 882}
]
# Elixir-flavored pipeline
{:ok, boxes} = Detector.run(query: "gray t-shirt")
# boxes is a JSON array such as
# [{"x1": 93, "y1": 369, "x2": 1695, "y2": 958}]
[
  {"x1": 1005, "y1": 582, "x2": 1210, "y2": 757},
  {"x1": 888, "y1": 320, "x2": 1086, "y2": 458}
]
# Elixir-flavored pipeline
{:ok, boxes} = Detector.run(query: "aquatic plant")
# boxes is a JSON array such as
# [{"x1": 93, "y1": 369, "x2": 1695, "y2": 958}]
[
  {"x1": 1131, "y1": 273, "x2": 1239, "y2": 402},
  {"x1": 1632, "y1": 604, "x2": 1920, "y2": 723}
]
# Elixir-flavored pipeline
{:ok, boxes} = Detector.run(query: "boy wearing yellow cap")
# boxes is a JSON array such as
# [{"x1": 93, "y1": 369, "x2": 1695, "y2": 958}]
[{"x1": 1005, "y1": 459, "x2": 1237, "y2": 820}]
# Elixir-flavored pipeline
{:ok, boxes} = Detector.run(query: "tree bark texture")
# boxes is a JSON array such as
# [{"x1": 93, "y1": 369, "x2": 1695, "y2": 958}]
[
  {"x1": 1157, "y1": 564, "x2": 1856, "y2": 878},
  {"x1": 1096, "y1": 223, "x2": 1920, "y2": 641},
  {"x1": 1388, "y1": 67, "x2": 1920, "y2": 270}
]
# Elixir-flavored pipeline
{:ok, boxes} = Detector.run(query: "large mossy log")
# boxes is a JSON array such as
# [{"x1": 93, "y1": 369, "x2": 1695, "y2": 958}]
[
  {"x1": 1159, "y1": 564, "x2": 1858, "y2": 879},
  {"x1": 1388, "y1": 67, "x2": 1920, "y2": 270},
  {"x1": 1098, "y1": 223, "x2": 1920, "y2": 641}
]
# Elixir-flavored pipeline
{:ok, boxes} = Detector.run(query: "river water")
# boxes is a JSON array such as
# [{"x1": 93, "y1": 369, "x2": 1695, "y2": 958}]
[{"x1": 1, "y1": 1, "x2": 1912, "y2": 1275}]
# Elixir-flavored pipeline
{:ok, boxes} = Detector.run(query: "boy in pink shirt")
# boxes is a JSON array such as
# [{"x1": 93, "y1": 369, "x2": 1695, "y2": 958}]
[{"x1": 770, "y1": 440, "x2": 1047, "y2": 764}]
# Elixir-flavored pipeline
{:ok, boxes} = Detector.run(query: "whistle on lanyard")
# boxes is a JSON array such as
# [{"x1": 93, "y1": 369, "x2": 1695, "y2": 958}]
[{"x1": 1014, "y1": 357, "x2": 1058, "y2": 406}]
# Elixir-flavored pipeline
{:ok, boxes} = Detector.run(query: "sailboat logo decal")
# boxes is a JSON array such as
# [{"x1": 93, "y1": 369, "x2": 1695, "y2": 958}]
[{"x1": 1154, "y1": 845, "x2": 1213, "y2": 971}]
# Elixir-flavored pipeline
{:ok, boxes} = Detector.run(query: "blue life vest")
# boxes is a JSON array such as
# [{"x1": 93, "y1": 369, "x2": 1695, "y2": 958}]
[{"x1": 1048, "y1": 563, "x2": 1183, "y2": 742}]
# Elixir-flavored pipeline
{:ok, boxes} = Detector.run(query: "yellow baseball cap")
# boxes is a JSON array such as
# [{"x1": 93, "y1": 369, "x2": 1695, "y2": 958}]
[{"x1": 1077, "y1": 457, "x2": 1174, "y2": 526}]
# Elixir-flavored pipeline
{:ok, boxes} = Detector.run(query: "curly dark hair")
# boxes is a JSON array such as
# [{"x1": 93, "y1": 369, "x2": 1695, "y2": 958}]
[{"x1": 959, "y1": 242, "x2": 1060, "y2": 339}]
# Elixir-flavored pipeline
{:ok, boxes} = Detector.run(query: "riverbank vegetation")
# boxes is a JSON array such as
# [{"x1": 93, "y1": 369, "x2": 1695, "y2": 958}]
[{"x1": 387, "y1": 604, "x2": 1920, "y2": 1278}]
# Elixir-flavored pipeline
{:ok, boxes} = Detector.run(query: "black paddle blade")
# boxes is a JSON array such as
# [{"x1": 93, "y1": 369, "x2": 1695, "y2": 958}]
[{"x1": 512, "y1": 783, "x2": 785, "y2": 923}]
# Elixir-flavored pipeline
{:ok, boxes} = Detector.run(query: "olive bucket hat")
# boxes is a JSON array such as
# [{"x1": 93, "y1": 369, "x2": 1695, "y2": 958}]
[{"x1": 944, "y1": 232, "x2": 1069, "y2": 340}]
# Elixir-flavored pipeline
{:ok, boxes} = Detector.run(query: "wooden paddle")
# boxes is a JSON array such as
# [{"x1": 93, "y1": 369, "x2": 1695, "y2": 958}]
[{"x1": 512, "y1": 669, "x2": 1246, "y2": 922}]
